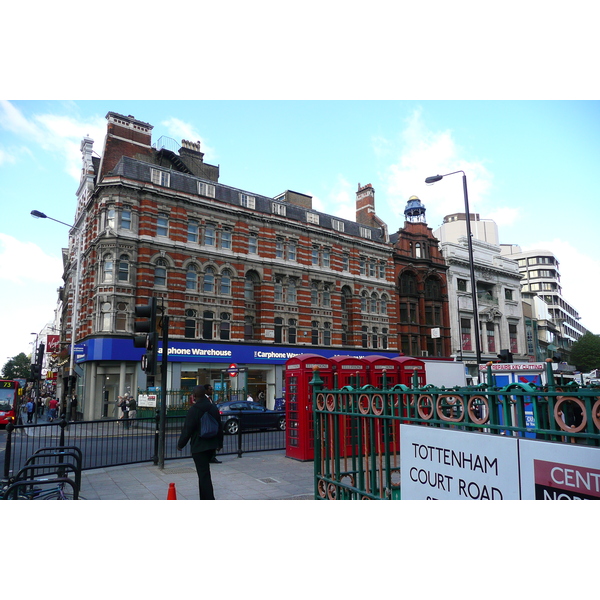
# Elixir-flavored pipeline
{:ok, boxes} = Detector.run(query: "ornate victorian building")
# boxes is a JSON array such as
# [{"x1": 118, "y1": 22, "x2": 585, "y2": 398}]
[{"x1": 390, "y1": 196, "x2": 452, "y2": 358}]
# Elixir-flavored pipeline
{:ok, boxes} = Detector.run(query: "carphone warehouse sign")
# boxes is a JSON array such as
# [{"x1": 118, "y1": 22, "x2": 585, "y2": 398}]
[{"x1": 400, "y1": 425, "x2": 520, "y2": 500}]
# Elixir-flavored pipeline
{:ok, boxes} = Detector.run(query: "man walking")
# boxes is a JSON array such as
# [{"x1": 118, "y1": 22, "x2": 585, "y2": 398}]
[{"x1": 177, "y1": 385, "x2": 224, "y2": 500}]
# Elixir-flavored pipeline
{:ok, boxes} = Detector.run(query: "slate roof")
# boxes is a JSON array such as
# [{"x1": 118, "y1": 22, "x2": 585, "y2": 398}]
[{"x1": 108, "y1": 156, "x2": 387, "y2": 243}]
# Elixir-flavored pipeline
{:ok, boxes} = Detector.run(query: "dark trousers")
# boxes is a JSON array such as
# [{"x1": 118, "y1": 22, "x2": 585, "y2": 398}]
[{"x1": 192, "y1": 451, "x2": 215, "y2": 500}]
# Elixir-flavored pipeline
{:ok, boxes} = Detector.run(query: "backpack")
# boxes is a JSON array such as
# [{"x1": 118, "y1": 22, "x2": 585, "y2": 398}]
[{"x1": 199, "y1": 410, "x2": 219, "y2": 439}]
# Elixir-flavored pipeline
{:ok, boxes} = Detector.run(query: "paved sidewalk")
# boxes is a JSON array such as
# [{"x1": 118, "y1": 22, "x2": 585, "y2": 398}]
[{"x1": 79, "y1": 451, "x2": 315, "y2": 500}]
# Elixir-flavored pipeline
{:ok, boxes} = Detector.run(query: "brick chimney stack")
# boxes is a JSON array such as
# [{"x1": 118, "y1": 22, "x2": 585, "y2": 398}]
[
  {"x1": 356, "y1": 183, "x2": 376, "y2": 226},
  {"x1": 98, "y1": 112, "x2": 154, "y2": 180}
]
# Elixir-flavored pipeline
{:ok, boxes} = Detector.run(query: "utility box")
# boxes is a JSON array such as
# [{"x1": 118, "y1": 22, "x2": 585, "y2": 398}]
[{"x1": 284, "y1": 354, "x2": 334, "y2": 461}]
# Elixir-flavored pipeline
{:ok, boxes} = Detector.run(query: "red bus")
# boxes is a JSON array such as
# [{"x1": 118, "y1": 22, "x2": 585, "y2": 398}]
[{"x1": 0, "y1": 380, "x2": 22, "y2": 426}]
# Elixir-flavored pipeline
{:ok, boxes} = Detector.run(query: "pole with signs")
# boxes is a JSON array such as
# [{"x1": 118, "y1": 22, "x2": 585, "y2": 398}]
[{"x1": 158, "y1": 314, "x2": 169, "y2": 470}]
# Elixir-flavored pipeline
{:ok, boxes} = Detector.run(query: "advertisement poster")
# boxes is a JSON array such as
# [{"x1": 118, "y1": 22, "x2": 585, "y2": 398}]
[
  {"x1": 400, "y1": 425, "x2": 520, "y2": 500},
  {"x1": 519, "y1": 439, "x2": 600, "y2": 500}
]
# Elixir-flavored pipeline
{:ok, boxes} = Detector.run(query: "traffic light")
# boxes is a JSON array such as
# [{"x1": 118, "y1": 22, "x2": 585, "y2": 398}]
[
  {"x1": 31, "y1": 343, "x2": 45, "y2": 379},
  {"x1": 134, "y1": 298, "x2": 158, "y2": 375},
  {"x1": 497, "y1": 349, "x2": 513, "y2": 363}
]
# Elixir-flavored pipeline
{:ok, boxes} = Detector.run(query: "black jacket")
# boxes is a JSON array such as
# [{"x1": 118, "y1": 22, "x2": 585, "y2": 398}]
[{"x1": 177, "y1": 396, "x2": 224, "y2": 454}]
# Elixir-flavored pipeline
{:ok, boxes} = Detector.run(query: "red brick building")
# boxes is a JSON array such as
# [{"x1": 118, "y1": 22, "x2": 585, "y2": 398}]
[
  {"x1": 390, "y1": 196, "x2": 452, "y2": 358},
  {"x1": 62, "y1": 113, "x2": 402, "y2": 418}
]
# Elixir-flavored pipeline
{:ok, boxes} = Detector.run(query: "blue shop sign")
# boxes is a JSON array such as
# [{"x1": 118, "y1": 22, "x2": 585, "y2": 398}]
[{"x1": 80, "y1": 338, "x2": 398, "y2": 365}]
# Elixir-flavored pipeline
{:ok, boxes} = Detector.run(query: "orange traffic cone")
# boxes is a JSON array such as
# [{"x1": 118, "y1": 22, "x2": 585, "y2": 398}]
[{"x1": 167, "y1": 482, "x2": 177, "y2": 500}]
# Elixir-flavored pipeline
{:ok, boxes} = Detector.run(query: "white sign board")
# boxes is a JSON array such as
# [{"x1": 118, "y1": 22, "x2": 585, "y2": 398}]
[
  {"x1": 400, "y1": 425, "x2": 520, "y2": 500},
  {"x1": 137, "y1": 393, "x2": 157, "y2": 408},
  {"x1": 519, "y1": 439, "x2": 600, "y2": 500}
]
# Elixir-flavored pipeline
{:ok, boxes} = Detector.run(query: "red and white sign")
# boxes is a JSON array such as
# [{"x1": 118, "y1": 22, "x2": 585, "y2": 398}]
[{"x1": 46, "y1": 335, "x2": 60, "y2": 353}]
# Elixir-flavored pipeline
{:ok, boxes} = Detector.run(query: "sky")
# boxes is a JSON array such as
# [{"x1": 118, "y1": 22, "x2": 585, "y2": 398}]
[{"x1": 1, "y1": 99, "x2": 599, "y2": 369}]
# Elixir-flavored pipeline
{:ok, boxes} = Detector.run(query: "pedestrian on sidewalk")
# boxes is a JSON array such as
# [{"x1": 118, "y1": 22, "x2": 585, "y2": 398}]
[
  {"x1": 177, "y1": 385, "x2": 224, "y2": 500},
  {"x1": 26, "y1": 399, "x2": 35, "y2": 424},
  {"x1": 128, "y1": 395, "x2": 137, "y2": 427},
  {"x1": 118, "y1": 394, "x2": 130, "y2": 428},
  {"x1": 48, "y1": 397, "x2": 58, "y2": 422}
]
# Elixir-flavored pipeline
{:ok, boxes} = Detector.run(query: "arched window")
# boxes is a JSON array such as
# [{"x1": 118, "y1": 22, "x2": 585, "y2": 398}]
[
  {"x1": 322, "y1": 285, "x2": 331, "y2": 308},
  {"x1": 186, "y1": 264, "x2": 198, "y2": 291},
  {"x1": 219, "y1": 312, "x2": 230, "y2": 340},
  {"x1": 380, "y1": 294, "x2": 389, "y2": 315},
  {"x1": 155, "y1": 258, "x2": 168, "y2": 287},
  {"x1": 118, "y1": 254, "x2": 130, "y2": 282},
  {"x1": 274, "y1": 316, "x2": 284, "y2": 343},
  {"x1": 370, "y1": 292, "x2": 378, "y2": 313},
  {"x1": 220, "y1": 269, "x2": 232, "y2": 296},
  {"x1": 185, "y1": 309, "x2": 197, "y2": 338},
  {"x1": 360, "y1": 291, "x2": 368, "y2": 312},
  {"x1": 286, "y1": 279, "x2": 297, "y2": 303},
  {"x1": 288, "y1": 319, "x2": 297, "y2": 344},
  {"x1": 245, "y1": 272, "x2": 259, "y2": 301},
  {"x1": 203, "y1": 267, "x2": 215, "y2": 293},
  {"x1": 415, "y1": 243, "x2": 422, "y2": 258},
  {"x1": 425, "y1": 277, "x2": 442, "y2": 300},
  {"x1": 115, "y1": 301, "x2": 128, "y2": 331},
  {"x1": 341, "y1": 286, "x2": 352, "y2": 312},
  {"x1": 311, "y1": 282, "x2": 319, "y2": 305},
  {"x1": 102, "y1": 253, "x2": 113, "y2": 283},
  {"x1": 400, "y1": 272, "x2": 418, "y2": 295},
  {"x1": 323, "y1": 322, "x2": 331, "y2": 345},
  {"x1": 274, "y1": 278, "x2": 283, "y2": 302}
]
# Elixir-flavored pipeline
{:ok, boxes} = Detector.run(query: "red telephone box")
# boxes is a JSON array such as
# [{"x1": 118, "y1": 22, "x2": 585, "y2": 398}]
[
  {"x1": 330, "y1": 355, "x2": 367, "y2": 388},
  {"x1": 284, "y1": 354, "x2": 334, "y2": 461},
  {"x1": 362, "y1": 355, "x2": 398, "y2": 388},
  {"x1": 390, "y1": 356, "x2": 426, "y2": 387}
]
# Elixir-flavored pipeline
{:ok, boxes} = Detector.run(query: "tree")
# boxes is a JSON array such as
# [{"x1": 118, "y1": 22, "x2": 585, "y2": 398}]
[
  {"x1": 569, "y1": 333, "x2": 600, "y2": 373},
  {"x1": 1, "y1": 352, "x2": 32, "y2": 380}
]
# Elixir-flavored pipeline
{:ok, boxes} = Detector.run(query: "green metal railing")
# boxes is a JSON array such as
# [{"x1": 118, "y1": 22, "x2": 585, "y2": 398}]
[{"x1": 312, "y1": 362, "x2": 600, "y2": 500}]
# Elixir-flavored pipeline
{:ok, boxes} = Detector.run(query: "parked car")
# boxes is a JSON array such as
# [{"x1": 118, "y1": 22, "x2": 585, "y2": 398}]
[{"x1": 217, "y1": 401, "x2": 286, "y2": 435}]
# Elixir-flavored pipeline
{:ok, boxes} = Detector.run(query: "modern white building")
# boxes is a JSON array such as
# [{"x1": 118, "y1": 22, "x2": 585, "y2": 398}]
[
  {"x1": 500, "y1": 245, "x2": 588, "y2": 362},
  {"x1": 434, "y1": 214, "x2": 527, "y2": 375}
]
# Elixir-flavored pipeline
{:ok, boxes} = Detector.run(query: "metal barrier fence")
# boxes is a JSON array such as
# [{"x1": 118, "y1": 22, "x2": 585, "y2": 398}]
[
  {"x1": 313, "y1": 363, "x2": 600, "y2": 500},
  {"x1": 3, "y1": 412, "x2": 285, "y2": 477}
]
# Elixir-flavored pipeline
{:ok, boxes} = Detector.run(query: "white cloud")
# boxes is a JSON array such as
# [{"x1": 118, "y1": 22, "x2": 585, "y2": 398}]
[
  {"x1": 0, "y1": 234, "x2": 62, "y2": 363},
  {"x1": 521, "y1": 238, "x2": 600, "y2": 334},
  {"x1": 161, "y1": 117, "x2": 216, "y2": 161},
  {"x1": 487, "y1": 206, "x2": 521, "y2": 227},
  {"x1": 378, "y1": 108, "x2": 494, "y2": 227},
  {"x1": 0, "y1": 234, "x2": 63, "y2": 284},
  {"x1": 0, "y1": 101, "x2": 106, "y2": 181}
]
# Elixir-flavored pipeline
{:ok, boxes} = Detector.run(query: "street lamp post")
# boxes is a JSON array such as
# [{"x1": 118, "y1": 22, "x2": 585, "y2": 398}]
[
  {"x1": 31, "y1": 210, "x2": 82, "y2": 418},
  {"x1": 425, "y1": 171, "x2": 482, "y2": 369}
]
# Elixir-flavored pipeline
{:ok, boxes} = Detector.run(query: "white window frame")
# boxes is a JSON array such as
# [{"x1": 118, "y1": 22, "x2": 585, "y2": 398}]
[
  {"x1": 332, "y1": 219, "x2": 344, "y2": 232},
  {"x1": 157, "y1": 212, "x2": 169, "y2": 237},
  {"x1": 248, "y1": 234, "x2": 258, "y2": 254},
  {"x1": 221, "y1": 229, "x2": 232, "y2": 250},
  {"x1": 240, "y1": 193, "x2": 256, "y2": 209},
  {"x1": 151, "y1": 168, "x2": 170, "y2": 187},
  {"x1": 198, "y1": 182, "x2": 216, "y2": 198},
  {"x1": 307, "y1": 212, "x2": 319, "y2": 225},
  {"x1": 272, "y1": 202, "x2": 287, "y2": 216},
  {"x1": 360, "y1": 227, "x2": 372, "y2": 239}
]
